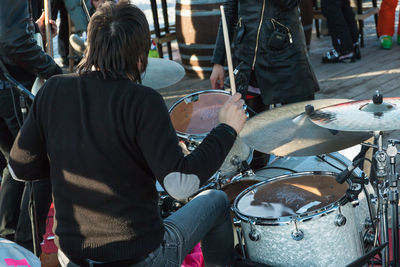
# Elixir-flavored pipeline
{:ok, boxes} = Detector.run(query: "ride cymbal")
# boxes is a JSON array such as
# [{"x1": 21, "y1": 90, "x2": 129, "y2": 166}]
[
  {"x1": 142, "y1": 58, "x2": 185, "y2": 89},
  {"x1": 309, "y1": 97, "x2": 400, "y2": 132},
  {"x1": 239, "y1": 99, "x2": 371, "y2": 157}
]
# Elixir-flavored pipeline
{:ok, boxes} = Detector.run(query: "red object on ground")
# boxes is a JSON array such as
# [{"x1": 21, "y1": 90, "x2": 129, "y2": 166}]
[
  {"x1": 41, "y1": 204, "x2": 205, "y2": 267},
  {"x1": 182, "y1": 243, "x2": 205, "y2": 267}
]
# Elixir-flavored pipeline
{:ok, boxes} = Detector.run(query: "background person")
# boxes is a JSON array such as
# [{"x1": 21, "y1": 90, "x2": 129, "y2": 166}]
[
  {"x1": 320, "y1": 0, "x2": 361, "y2": 63},
  {"x1": 210, "y1": 0, "x2": 320, "y2": 169},
  {"x1": 0, "y1": 0, "x2": 62, "y2": 252},
  {"x1": 377, "y1": 0, "x2": 400, "y2": 49}
]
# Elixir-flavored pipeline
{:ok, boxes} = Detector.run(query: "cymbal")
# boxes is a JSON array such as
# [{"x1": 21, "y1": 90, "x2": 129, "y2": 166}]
[
  {"x1": 142, "y1": 58, "x2": 185, "y2": 89},
  {"x1": 309, "y1": 97, "x2": 400, "y2": 132},
  {"x1": 239, "y1": 99, "x2": 372, "y2": 157}
]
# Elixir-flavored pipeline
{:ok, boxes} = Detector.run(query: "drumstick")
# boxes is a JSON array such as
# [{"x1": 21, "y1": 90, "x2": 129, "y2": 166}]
[
  {"x1": 44, "y1": 0, "x2": 53, "y2": 57},
  {"x1": 220, "y1": 5, "x2": 236, "y2": 95}
]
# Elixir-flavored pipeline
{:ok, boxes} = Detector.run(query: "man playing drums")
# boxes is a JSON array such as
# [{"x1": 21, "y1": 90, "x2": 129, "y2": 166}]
[{"x1": 8, "y1": 1, "x2": 246, "y2": 266}]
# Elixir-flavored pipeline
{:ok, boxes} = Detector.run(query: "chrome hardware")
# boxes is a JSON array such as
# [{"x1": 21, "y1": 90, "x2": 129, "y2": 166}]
[
  {"x1": 334, "y1": 207, "x2": 347, "y2": 227},
  {"x1": 290, "y1": 219, "x2": 304, "y2": 241},
  {"x1": 230, "y1": 173, "x2": 243, "y2": 183},
  {"x1": 364, "y1": 218, "x2": 374, "y2": 229},
  {"x1": 351, "y1": 199, "x2": 360, "y2": 207},
  {"x1": 233, "y1": 217, "x2": 241, "y2": 227},
  {"x1": 291, "y1": 229, "x2": 304, "y2": 241},
  {"x1": 230, "y1": 155, "x2": 241, "y2": 167},
  {"x1": 387, "y1": 144, "x2": 398, "y2": 157},
  {"x1": 370, "y1": 195, "x2": 378, "y2": 205},
  {"x1": 364, "y1": 231, "x2": 376, "y2": 244},
  {"x1": 248, "y1": 220, "x2": 260, "y2": 241}
]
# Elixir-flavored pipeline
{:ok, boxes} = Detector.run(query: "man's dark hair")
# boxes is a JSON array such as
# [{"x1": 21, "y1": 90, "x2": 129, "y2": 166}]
[{"x1": 77, "y1": 0, "x2": 150, "y2": 82}]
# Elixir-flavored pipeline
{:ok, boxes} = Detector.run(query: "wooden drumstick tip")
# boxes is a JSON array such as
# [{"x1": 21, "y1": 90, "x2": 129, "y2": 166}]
[{"x1": 220, "y1": 5, "x2": 236, "y2": 96}]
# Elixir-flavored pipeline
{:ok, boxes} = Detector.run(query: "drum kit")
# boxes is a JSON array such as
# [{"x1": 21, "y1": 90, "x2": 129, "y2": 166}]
[{"x1": 163, "y1": 89, "x2": 400, "y2": 266}]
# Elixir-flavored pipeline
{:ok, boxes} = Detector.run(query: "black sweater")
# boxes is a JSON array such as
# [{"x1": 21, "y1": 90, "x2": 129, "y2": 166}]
[{"x1": 9, "y1": 72, "x2": 236, "y2": 261}]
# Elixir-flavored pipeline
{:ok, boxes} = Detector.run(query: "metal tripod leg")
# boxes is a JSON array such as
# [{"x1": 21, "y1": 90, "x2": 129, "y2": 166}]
[
  {"x1": 390, "y1": 189, "x2": 399, "y2": 266},
  {"x1": 380, "y1": 198, "x2": 390, "y2": 266}
]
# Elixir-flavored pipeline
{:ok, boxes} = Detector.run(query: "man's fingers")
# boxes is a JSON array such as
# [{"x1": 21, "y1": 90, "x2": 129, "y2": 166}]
[
  {"x1": 230, "y1": 92, "x2": 242, "y2": 102},
  {"x1": 218, "y1": 79, "x2": 224, "y2": 89},
  {"x1": 210, "y1": 77, "x2": 217, "y2": 89}
]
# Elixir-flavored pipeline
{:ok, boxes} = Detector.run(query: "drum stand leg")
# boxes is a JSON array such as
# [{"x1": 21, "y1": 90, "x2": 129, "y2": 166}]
[
  {"x1": 375, "y1": 132, "x2": 390, "y2": 266},
  {"x1": 380, "y1": 196, "x2": 390, "y2": 266},
  {"x1": 387, "y1": 140, "x2": 399, "y2": 267},
  {"x1": 375, "y1": 134, "x2": 400, "y2": 267}
]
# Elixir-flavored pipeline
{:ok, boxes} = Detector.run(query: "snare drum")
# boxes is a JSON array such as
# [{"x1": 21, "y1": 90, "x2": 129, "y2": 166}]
[
  {"x1": 234, "y1": 172, "x2": 364, "y2": 267},
  {"x1": 169, "y1": 90, "x2": 253, "y2": 178}
]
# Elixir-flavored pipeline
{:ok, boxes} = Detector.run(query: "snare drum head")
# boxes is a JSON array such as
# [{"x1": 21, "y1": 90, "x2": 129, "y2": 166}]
[
  {"x1": 169, "y1": 90, "x2": 230, "y2": 135},
  {"x1": 236, "y1": 173, "x2": 348, "y2": 219}
]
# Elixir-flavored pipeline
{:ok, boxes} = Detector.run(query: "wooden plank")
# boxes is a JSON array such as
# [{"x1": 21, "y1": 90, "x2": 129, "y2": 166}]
[
  {"x1": 315, "y1": 48, "x2": 400, "y2": 96},
  {"x1": 153, "y1": 33, "x2": 177, "y2": 44},
  {"x1": 311, "y1": 44, "x2": 389, "y2": 79}
]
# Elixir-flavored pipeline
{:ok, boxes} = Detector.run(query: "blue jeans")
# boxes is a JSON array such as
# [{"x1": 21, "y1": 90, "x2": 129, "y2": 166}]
[{"x1": 58, "y1": 189, "x2": 235, "y2": 267}]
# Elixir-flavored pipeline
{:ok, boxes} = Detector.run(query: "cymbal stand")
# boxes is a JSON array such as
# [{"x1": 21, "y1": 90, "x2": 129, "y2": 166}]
[
  {"x1": 387, "y1": 139, "x2": 400, "y2": 267},
  {"x1": 375, "y1": 132, "x2": 390, "y2": 266},
  {"x1": 374, "y1": 132, "x2": 400, "y2": 267}
]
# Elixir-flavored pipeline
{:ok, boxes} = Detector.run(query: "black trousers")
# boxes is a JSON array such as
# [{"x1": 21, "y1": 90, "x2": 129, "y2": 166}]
[
  {"x1": 321, "y1": 0, "x2": 359, "y2": 55},
  {"x1": 52, "y1": 0, "x2": 69, "y2": 61},
  {"x1": 0, "y1": 86, "x2": 52, "y2": 252}
]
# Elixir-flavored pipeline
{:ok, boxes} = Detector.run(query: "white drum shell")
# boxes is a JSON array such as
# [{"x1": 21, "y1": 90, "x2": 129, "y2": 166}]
[
  {"x1": 240, "y1": 198, "x2": 362, "y2": 266},
  {"x1": 234, "y1": 153, "x2": 376, "y2": 266},
  {"x1": 254, "y1": 153, "x2": 376, "y2": 241}
]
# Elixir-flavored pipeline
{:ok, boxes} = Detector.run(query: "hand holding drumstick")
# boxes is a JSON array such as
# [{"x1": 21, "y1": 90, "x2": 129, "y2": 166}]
[{"x1": 218, "y1": 93, "x2": 247, "y2": 134}]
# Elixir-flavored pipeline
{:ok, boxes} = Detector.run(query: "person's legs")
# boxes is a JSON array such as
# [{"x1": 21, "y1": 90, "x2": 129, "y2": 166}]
[
  {"x1": 58, "y1": 1, "x2": 70, "y2": 65},
  {"x1": 378, "y1": 0, "x2": 397, "y2": 37},
  {"x1": 321, "y1": 0, "x2": 354, "y2": 56},
  {"x1": 342, "y1": 0, "x2": 359, "y2": 44},
  {"x1": 0, "y1": 88, "x2": 24, "y2": 241},
  {"x1": 299, "y1": 0, "x2": 314, "y2": 50},
  {"x1": 15, "y1": 180, "x2": 53, "y2": 253},
  {"x1": 163, "y1": 189, "x2": 234, "y2": 266}
]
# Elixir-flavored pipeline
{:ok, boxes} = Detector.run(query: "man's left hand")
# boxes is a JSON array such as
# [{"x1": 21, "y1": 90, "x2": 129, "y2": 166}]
[{"x1": 36, "y1": 12, "x2": 58, "y2": 41}]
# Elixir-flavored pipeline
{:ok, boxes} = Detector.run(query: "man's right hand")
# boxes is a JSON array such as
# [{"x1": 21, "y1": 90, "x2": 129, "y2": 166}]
[
  {"x1": 210, "y1": 64, "x2": 225, "y2": 89},
  {"x1": 218, "y1": 93, "x2": 247, "y2": 134}
]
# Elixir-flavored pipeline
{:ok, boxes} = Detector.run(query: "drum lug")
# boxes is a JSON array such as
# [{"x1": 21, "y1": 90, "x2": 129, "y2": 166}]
[
  {"x1": 334, "y1": 207, "x2": 347, "y2": 227},
  {"x1": 230, "y1": 155, "x2": 241, "y2": 168},
  {"x1": 248, "y1": 220, "x2": 260, "y2": 242},
  {"x1": 364, "y1": 218, "x2": 374, "y2": 229},
  {"x1": 291, "y1": 229, "x2": 304, "y2": 241},
  {"x1": 370, "y1": 195, "x2": 378, "y2": 205},
  {"x1": 351, "y1": 199, "x2": 360, "y2": 207},
  {"x1": 290, "y1": 219, "x2": 304, "y2": 241}
]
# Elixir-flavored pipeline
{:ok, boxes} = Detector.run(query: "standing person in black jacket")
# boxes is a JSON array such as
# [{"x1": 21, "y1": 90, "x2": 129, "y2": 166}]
[
  {"x1": 210, "y1": 0, "x2": 320, "y2": 169},
  {"x1": 8, "y1": 1, "x2": 247, "y2": 266},
  {"x1": 0, "y1": 0, "x2": 62, "y2": 252}
]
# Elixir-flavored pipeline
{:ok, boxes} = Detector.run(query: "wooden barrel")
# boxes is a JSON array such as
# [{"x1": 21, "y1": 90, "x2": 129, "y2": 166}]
[{"x1": 176, "y1": 0, "x2": 224, "y2": 79}]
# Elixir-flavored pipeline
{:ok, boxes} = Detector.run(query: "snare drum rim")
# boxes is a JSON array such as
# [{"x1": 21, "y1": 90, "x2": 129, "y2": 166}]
[
  {"x1": 233, "y1": 171, "x2": 347, "y2": 226},
  {"x1": 168, "y1": 89, "x2": 231, "y2": 139}
]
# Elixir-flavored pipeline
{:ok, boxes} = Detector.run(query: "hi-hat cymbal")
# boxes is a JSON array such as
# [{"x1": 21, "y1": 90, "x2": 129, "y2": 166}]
[
  {"x1": 142, "y1": 58, "x2": 185, "y2": 89},
  {"x1": 309, "y1": 97, "x2": 400, "y2": 132},
  {"x1": 239, "y1": 99, "x2": 371, "y2": 157}
]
